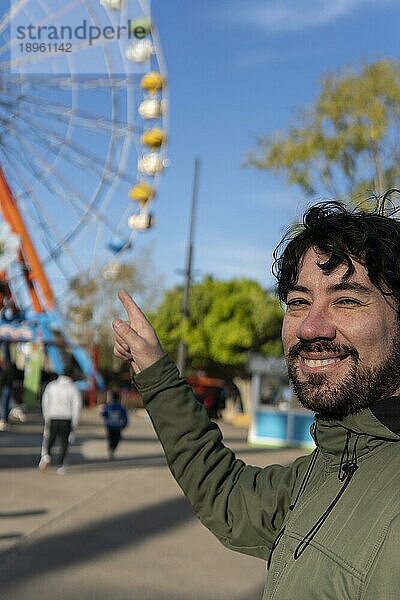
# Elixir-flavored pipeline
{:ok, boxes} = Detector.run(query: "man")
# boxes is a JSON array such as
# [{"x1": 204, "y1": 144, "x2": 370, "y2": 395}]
[
  {"x1": 113, "y1": 201, "x2": 400, "y2": 599},
  {"x1": 38, "y1": 367, "x2": 82, "y2": 475}
]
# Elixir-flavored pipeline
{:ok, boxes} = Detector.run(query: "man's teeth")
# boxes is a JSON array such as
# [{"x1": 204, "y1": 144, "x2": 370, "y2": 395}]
[{"x1": 303, "y1": 357, "x2": 341, "y2": 368}]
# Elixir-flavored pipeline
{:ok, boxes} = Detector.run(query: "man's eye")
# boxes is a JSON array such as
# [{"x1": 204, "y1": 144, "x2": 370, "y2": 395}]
[
  {"x1": 287, "y1": 298, "x2": 309, "y2": 308},
  {"x1": 335, "y1": 297, "x2": 362, "y2": 306}
]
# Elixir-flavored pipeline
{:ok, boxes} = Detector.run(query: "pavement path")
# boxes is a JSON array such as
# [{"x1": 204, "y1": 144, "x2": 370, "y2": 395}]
[{"x1": 0, "y1": 407, "x2": 305, "y2": 600}]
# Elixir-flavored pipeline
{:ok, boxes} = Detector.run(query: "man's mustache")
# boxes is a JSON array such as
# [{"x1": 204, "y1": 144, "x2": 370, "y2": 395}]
[{"x1": 287, "y1": 340, "x2": 359, "y2": 361}]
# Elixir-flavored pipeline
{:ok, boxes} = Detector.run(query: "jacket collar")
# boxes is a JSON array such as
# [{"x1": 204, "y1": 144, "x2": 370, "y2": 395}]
[
  {"x1": 314, "y1": 397, "x2": 400, "y2": 466},
  {"x1": 369, "y1": 396, "x2": 400, "y2": 435}
]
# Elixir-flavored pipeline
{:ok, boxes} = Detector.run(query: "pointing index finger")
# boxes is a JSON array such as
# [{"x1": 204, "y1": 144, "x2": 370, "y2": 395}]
[{"x1": 118, "y1": 289, "x2": 150, "y2": 332}]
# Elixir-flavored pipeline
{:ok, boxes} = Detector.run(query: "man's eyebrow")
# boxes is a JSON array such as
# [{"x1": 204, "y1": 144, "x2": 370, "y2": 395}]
[
  {"x1": 287, "y1": 285, "x2": 310, "y2": 294},
  {"x1": 326, "y1": 282, "x2": 372, "y2": 295},
  {"x1": 287, "y1": 282, "x2": 372, "y2": 295}
]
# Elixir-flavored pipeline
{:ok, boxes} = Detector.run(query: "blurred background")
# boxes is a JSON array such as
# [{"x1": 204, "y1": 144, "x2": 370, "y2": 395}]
[
  {"x1": 0, "y1": 0, "x2": 400, "y2": 437},
  {"x1": 0, "y1": 1, "x2": 399, "y2": 598}
]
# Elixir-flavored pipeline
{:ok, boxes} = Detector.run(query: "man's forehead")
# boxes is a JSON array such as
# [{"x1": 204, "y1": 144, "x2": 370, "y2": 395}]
[{"x1": 295, "y1": 248, "x2": 371, "y2": 287}]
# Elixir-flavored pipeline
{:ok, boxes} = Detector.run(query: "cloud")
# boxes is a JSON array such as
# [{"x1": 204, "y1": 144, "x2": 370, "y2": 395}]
[{"x1": 224, "y1": 0, "x2": 391, "y2": 34}]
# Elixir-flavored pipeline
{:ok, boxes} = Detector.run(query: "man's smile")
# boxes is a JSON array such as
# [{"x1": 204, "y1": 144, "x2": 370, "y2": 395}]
[
  {"x1": 297, "y1": 353, "x2": 352, "y2": 372},
  {"x1": 303, "y1": 356, "x2": 341, "y2": 368}
]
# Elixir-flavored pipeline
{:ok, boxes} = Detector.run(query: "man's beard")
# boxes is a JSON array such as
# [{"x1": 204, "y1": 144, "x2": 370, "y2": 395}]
[{"x1": 286, "y1": 334, "x2": 400, "y2": 419}]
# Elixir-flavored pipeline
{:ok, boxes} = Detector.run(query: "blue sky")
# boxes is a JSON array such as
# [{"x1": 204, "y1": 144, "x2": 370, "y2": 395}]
[
  {"x1": 2, "y1": 0, "x2": 400, "y2": 309},
  {"x1": 139, "y1": 0, "x2": 400, "y2": 292}
]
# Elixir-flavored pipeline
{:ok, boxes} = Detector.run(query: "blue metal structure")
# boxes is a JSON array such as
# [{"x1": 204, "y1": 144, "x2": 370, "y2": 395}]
[{"x1": 0, "y1": 310, "x2": 105, "y2": 390}]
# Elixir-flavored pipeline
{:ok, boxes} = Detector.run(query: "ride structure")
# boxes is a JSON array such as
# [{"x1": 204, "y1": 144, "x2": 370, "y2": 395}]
[{"x1": 0, "y1": 0, "x2": 168, "y2": 390}]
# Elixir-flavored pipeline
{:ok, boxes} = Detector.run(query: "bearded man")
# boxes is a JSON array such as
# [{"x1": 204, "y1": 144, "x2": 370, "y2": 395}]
[{"x1": 113, "y1": 200, "x2": 400, "y2": 599}]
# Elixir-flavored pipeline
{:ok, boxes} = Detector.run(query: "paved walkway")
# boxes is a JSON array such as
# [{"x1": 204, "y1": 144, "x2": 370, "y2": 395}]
[{"x1": 0, "y1": 407, "x2": 305, "y2": 600}]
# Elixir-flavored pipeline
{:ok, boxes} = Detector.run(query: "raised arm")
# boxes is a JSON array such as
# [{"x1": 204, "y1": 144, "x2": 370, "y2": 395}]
[{"x1": 112, "y1": 290, "x2": 304, "y2": 560}]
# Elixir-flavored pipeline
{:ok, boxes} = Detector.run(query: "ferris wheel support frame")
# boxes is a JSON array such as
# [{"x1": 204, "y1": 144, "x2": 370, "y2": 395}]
[
  {"x1": 0, "y1": 165, "x2": 55, "y2": 313},
  {"x1": 0, "y1": 165, "x2": 104, "y2": 388}
]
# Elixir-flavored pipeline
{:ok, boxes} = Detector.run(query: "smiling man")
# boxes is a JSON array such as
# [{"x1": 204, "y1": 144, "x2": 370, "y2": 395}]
[
  {"x1": 113, "y1": 200, "x2": 400, "y2": 599},
  {"x1": 283, "y1": 248, "x2": 400, "y2": 418}
]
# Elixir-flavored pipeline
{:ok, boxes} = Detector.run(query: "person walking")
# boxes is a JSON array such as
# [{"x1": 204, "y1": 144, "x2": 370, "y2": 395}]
[
  {"x1": 0, "y1": 360, "x2": 17, "y2": 431},
  {"x1": 38, "y1": 366, "x2": 82, "y2": 474},
  {"x1": 101, "y1": 389, "x2": 128, "y2": 459},
  {"x1": 113, "y1": 197, "x2": 400, "y2": 599}
]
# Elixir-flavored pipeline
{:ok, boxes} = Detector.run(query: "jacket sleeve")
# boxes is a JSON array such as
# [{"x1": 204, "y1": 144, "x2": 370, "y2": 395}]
[
  {"x1": 71, "y1": 386, "x2": 82, "y2": 429},
  {"x1": 134, "y1": 355, "x2": 308, "y2": 560}
]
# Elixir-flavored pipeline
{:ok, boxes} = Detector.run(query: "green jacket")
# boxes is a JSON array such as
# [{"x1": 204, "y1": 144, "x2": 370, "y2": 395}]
[{"x1": 135, "y1": 355, "x2": 400, "y2": 600}]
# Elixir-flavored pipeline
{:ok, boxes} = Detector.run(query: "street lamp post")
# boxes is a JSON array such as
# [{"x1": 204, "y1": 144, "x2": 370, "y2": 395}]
[{"x1": 176, "y1": 158, "x2": 201, "y2": 375}]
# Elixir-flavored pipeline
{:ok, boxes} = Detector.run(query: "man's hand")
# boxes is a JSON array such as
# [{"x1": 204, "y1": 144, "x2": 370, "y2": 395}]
[{"x1": 112, "y1": 289, "x2": 165, "y2": 374}]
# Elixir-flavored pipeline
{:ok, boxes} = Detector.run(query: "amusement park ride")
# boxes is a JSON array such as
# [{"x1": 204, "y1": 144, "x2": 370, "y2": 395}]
[{"x1": 0, "y1": 0, "x2": 168, "y2": 394}]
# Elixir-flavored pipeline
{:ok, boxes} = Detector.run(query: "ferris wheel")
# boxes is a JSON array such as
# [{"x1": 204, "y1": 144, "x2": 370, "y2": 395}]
[{"x1": 0, "y1": 0, "x2": 168, "y2": 379}]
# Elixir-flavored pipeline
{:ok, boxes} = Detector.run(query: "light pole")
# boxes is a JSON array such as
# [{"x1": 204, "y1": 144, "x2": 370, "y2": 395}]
[{"x1": 176, "y1": 158, "x2": 201, "y2": 375}]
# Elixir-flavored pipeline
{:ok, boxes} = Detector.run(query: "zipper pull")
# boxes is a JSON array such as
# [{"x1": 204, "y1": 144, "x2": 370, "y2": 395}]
[{"x1": 311, "y1": 414, "x2": 319, "y2": 446}]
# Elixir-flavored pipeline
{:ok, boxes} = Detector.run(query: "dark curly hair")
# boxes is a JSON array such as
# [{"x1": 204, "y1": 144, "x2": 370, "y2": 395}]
[{"x1": 273, "y1": 191, "x2": 400, "y2": 306}]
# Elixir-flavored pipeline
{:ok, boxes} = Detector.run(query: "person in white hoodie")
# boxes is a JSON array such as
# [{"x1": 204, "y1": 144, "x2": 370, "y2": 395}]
[{"x1": 38, "y1": 366, "x2": 82, "y2": 474}]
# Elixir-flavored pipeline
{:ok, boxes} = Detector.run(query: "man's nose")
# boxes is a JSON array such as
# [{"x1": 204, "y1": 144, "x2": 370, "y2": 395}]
[{"x1": 296, "y1": 304, "x2": 336, "y2": 341}]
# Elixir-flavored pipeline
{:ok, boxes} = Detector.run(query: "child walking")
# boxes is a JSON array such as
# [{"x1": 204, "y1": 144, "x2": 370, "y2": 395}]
[{"x1": 101, "y1": 389, "x2": 128, "y2": 459}]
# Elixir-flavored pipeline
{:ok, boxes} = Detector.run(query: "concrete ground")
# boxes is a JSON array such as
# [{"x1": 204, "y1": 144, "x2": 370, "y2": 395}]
[{"x1": 0, "y1": 407, "x2": 305, "y2": 600}]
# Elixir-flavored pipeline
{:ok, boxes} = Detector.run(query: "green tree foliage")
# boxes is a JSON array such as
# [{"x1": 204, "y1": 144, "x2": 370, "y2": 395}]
[
  {"x1": 247, "y1": 60, "x2": 400, "y2": 203},
  {"x1": 150, "y1": 276, "x2": 283, "y2": 378}
]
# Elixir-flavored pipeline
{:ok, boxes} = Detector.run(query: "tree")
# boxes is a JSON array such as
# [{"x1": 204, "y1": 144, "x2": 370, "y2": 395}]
[
  {"x1": 150, "y1": 276, "x2": 283, "y2": 379},
  {"x1": 247, "y1": 60, "x2": 400, "y2": 204},
  {"x1": 66, "y1": 250, "x2": 162, "y2": 376}
]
